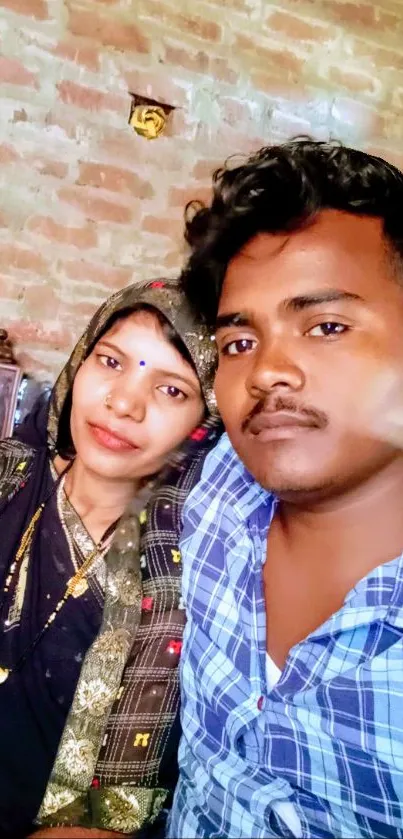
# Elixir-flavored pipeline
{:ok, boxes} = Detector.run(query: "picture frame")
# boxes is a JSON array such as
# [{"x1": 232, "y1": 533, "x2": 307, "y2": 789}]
[{"x1": 0, "y1": 362, "x2": 22, "y2": 439}]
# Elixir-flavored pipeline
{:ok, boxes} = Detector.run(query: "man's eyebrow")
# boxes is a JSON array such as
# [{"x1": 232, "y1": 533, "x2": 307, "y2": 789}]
[
  {"x1": 215, "y1": 313, "x2": 251, "y2": 330},
  {"x1": 283, "y1": 290, "x2": 363, "y2": 312}
]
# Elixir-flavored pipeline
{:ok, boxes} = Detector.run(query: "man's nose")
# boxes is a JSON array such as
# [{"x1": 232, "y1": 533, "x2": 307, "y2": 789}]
[{"x1": 245, "y1": 340, "x2": 305, "y2": 399}]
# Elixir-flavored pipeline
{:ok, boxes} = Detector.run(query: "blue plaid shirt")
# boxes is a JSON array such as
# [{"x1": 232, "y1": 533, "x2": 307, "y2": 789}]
[{"x1": 169, "y1": 433, "x2": 403, "y2": 838}]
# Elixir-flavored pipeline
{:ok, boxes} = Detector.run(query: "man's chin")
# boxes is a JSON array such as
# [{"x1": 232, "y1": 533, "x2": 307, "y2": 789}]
[{"x1": 242, "y1": 457, "x2": 334, "y2": 501}]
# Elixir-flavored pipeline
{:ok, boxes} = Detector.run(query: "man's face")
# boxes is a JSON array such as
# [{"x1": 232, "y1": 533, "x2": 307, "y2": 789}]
[{"x1": 214, "y1": 210, "x2": 403, "y2": 502}]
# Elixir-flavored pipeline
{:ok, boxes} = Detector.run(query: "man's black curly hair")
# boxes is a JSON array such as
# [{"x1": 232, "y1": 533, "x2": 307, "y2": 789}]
[{"x1": 181, "y1": 138, "x2": 403, "y2": 327}]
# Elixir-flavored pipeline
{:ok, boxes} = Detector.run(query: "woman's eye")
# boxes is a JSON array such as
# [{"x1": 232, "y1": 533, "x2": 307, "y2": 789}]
[
  {"x1": 98, "y1": 354, "x2": 122, "y2": 371},
  {"x1": 158, "y1": 385, "x2": 186, "y2": 401},
  {"x1": 222, "y1": 338, "x2": 257, "y2": 356},
  {"x1": 307, "y1": 322, "x2": 349, "y2": 338}
]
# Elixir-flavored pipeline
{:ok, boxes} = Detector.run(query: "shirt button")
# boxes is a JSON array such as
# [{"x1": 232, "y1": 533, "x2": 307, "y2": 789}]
[{"x1": 257, "y1": 695, "x2": 265, "y2": 711}]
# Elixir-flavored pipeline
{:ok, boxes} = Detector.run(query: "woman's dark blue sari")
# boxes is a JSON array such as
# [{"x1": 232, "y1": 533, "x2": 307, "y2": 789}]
[{"x1": 0, "y1": 445, "x2": 102, "y2": 838}]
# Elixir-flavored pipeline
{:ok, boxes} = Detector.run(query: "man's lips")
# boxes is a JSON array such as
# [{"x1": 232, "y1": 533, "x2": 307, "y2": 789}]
[
  {"x1": 88, "y1": 423, "x2": 139, "y2": 452},
  {"x1": 246, "y1": 410, "x2": 319, "y2": 439}
]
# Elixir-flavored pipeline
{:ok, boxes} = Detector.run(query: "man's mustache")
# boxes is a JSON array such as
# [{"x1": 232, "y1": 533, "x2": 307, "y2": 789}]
[{"x1": 241, "y1": 396, "x2": 328, "y2": 433}]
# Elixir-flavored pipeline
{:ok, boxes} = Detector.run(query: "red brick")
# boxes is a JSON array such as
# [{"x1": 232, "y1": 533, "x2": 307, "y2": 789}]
[
  {"x1": 366, "y1": 146, "x2": 403, "y2": 171},
  {"x1": 235, "y1": 34, "x2": 304, "y2": 78},
  {"x1": 31, "y1": 157, "x2": 68, "y2": 179},
  {"x1": 266, "y1": 10, "x2": 330, "y2": 41},
  {"x1": 164, "y1": 43, "x2": 209, "y2": 74},
  {"x1": 0, "y1": 143, "x2": 20, "y2": 164},
  {"x1": 177, "y1": 14, "x2": 221, "y2": 42},
  {"x1": 210, "y1": 57, "x2": 238, "y2": 85},
  {"x1": 0, "y1": 56, "x2": 37, "y2": 87},
  {"x1": 61, "y1": 258, "x2": 133, "y2": 290},
  {"x1": 331, "y1": 96, "x2": 385, "y2": 137},
  {"x1": 7, "y1": 319, "x2": 72, "y2": 350},
  {"x1": 99, "y1": 128, "x2": 184, "y2": 171},
  {"x1": 391, "y1": 86, "x2": 403, "y2": 110},
  {"x1": 27, "y1": 216, "x2": 97, "y2": 249},
  {"x1": 0, "y1": 243, "x2": 48, "y2": 274},
  {"x1": 53, "y1": 39, "x2": 101, "y2": 72},
  {"x1": 44, "y1": 110, "x2": 78, "y2": 141},
  {"x1": 162, "y1": 250, "x2": 181, "y2": 270},
  {"x1": 57, "y1": 80, "x2": 127, "y2": 115},
  {"x1": 77, "y1": 162, "x2": 154, "y2": 199},
  {"x1": 139, "y1": 1, "x2": 222, "y2": 42},
  {"x1": 0, "y1": 273, "x2": 17, "y2": 297},
  {"x1": 142, "y1": 215, "x2": 183, "y2": 239},
  {"x1": 64, "y1": 299, "x2": 99, "y2": 321},
  {"x1": 0, "y1": 0, "x2": 48, "y2": 19},
  {"x1": 328, "y1": 65, "x2": 377, "y2": 96},
  {"x1": 124, "y1": 68, "x2": 188, "y2": 108},
  {"x1": 68, "y1": 7, "x2": 150, "y2": 54},
  {"x1": 304, "y1": 0, "x2": 397, "y2": 29},
  {"x1": 59, "y1": 186, "x2": 134, "y2": 224},
  {"x1": 354, "y1": 42, "x2": 403, "y2": 72},
  {"x1": 22, "y1": 283, "x2": 60, "y2": 319},
  {"x1": 192, "y1": 159, "x2": 222, "y2": 180},
  {"x1": 169, "y1": 185, "x2": 212, "y2": 208}
]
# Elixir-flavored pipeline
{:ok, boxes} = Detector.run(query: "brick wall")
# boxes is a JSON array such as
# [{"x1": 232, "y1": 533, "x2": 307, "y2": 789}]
[{"x1": 1, "y1": 0, "x2": 403, "y2": 379}]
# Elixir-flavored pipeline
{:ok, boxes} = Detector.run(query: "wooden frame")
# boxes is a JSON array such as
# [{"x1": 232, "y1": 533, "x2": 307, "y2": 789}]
[{"x1": 0, "y1": 363, "x2": 22, "y2": 438}]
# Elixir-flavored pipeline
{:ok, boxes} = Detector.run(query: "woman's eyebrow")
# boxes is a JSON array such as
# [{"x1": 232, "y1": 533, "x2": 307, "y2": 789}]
[{"x1": 96, "y1": 339, "x2": 126, "y2": 355}]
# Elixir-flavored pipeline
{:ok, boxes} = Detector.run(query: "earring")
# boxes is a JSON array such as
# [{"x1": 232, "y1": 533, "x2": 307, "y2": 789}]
[{"x1": 104, "y1": 393, "x2": 112, "y2": 408}]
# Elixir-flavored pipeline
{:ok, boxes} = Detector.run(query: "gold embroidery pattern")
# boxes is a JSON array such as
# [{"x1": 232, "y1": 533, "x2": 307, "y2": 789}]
[
  {"x1": 38, "y1": 511, "x2": 143, "y2": 816},
  {"x1": 37, "y1": 783, "x2": 77, "y2": 817},
  {"x1": 58, "y1": 733, "x2": 96, "y2": 780},
  {"x1": 98, "y1": 787, "x2": 167, "y2": 833},
  {"x1": 75, "y1": 678, "x2": 117, "y2": 717}
]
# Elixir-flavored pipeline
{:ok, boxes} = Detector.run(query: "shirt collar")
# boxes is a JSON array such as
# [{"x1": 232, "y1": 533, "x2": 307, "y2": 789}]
[{"x1": 217, "y1": 434, "x2": 273, "y2": 521}]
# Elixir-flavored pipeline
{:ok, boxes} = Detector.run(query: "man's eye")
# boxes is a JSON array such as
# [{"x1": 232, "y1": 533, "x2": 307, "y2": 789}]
[
  {"x1": 98, "y1": 354, "x2": 122, "y2": 370},
  {"x1": 158, "y1": 385, "x2": 186, "y2": 401},
  {"x1": 307, "y1": 322, "x2": 349, "y2": 337},
  {"x1": 222, "y1": 338, "x2": 256, "y2": 356}
]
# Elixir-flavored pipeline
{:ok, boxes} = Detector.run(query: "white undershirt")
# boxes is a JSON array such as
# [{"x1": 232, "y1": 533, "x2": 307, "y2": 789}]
[{"x1": 265, "y1": 654, "x2": 302, "y2": 836}]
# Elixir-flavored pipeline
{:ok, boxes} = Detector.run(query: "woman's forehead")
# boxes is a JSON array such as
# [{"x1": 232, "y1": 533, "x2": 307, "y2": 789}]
[
  {"x1": 98, "y1": 309, "x2": 200, "y2": 376},
  {"x1": 105, "y1": 307, "x2": 164, "y2": 337}
]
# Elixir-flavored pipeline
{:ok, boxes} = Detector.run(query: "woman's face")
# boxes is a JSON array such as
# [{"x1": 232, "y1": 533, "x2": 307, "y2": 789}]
[{"x1": 70, "y1": 310, "x2": 204, "y2": 481}]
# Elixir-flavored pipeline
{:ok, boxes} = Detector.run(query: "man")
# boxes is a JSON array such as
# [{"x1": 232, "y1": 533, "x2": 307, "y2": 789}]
[{"x1": 169, "y1": 140, "x2": 403, "y2": 837}]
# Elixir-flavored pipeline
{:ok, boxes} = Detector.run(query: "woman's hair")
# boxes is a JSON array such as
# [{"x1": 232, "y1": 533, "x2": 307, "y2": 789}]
[
  {"x1": 56, "y1": 305, "x2": 198, "y2": 460},
  {"x1": 181, "y1": 137, "x2": 403, "y2": 326}
]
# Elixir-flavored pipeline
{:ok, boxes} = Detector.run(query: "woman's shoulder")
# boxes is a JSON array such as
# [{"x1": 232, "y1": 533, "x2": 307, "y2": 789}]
[{"x1": 0, "y1": 438, "x2": 36, "y2": 501}]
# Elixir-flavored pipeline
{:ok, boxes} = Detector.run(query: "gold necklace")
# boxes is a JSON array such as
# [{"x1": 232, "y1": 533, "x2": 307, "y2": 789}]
[{"x1": 0, "y1": 476, "x2": 111, "y2": 685}]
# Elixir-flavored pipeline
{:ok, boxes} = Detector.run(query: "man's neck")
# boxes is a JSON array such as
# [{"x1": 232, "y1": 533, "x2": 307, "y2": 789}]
[
  {"x1": 264, "y1": 457, "x2": 403, "y2": 667},
  {"x1": 55, "y1": 455, "x2": 138, "y2": 544},
  {"x1": 277, "y1": 455, "x2": 403, "y2": 576}
]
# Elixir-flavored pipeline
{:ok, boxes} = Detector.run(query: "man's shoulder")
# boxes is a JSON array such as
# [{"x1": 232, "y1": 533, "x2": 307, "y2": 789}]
[
  {"x1": 183, "y1": 433, "x2": 270, "y2": 530},
  {"x1": 182, "y1": 434, "x2": 248, "y2": 524}
]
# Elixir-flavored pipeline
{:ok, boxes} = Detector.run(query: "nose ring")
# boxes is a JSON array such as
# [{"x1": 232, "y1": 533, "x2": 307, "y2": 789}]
[{"x1": 104, "y1": 393, "x2": 112, "y2": 409}]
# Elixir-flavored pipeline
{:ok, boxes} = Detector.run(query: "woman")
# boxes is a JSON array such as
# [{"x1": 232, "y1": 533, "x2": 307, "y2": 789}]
[{"x1": 0, "y1": 281, "x2": 220, "y2": 839}]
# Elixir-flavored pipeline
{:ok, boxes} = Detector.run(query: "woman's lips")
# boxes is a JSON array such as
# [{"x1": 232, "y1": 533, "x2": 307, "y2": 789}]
[{"x1": 88, "y1": 423, "x2": 139, "y2": 452}]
